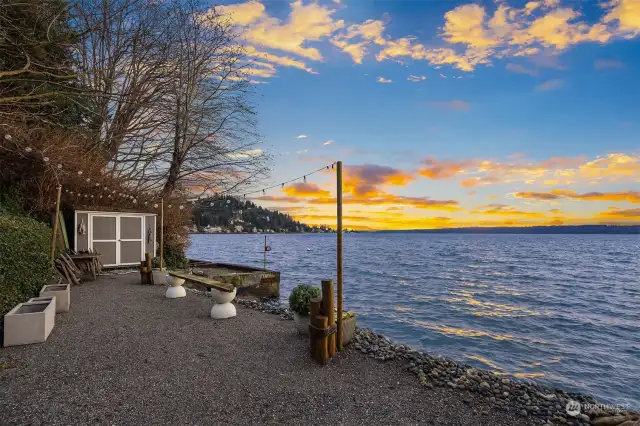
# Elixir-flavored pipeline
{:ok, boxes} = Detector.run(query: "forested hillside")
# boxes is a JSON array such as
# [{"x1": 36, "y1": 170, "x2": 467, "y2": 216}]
[{"x1": 191, "y1": 195, "x2": 333, "y2": 233}]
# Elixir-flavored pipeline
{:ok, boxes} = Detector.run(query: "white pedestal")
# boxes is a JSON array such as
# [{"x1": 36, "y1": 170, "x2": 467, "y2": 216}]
[
  {"x1": 165, "y1": 286, "x2": 186, "y2": 299},
  {"x1": 210, "y1": 288, "x2": 237, "y2": 319}
]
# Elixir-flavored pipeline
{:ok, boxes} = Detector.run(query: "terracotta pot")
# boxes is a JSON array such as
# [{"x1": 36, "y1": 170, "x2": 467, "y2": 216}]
[{"x1": 293, "y1": 312, "x2": 310, "y2": 335}]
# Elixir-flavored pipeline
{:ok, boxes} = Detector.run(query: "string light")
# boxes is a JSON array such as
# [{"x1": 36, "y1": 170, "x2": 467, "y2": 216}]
[
  {"x1": 57, "y1": 164, "x2": 62, "y2": 169},
  {"x1": 77, "y1": 171, "x2": 83, "y2": 175},
  {"x1": 43, "y1": 157, "x2": 49, "y2": 162},
  {"x1": 25, "y1": 147, "x2": 32, "y2": 152},
  {"x1": 241, "y1": 161, "x2": 336, "y2": 198},
  {"x1": 179, "y1": 205, "x2": 184, "y2": 210}
]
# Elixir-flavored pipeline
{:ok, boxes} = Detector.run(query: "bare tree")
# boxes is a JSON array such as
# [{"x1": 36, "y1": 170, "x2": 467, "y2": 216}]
[
  {"x1": 157, "y1": 0, "x2": 269, "y2": 196},
  {"x1": 0, "y1": 0, "x2": 81, "y2": 126},
  {"x1": 71, "y1": 0, "x2": 174, "y2": 161}
]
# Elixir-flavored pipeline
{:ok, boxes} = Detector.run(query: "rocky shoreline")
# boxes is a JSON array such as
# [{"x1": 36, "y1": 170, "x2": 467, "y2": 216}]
[{"x1": 233, "y1": 296, "x2": 638, "y2": 426}]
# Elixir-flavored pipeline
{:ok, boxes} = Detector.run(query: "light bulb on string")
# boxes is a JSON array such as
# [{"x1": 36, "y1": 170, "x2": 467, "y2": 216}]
[
  {"x1": 168, "y1": 204, "x2": 172, "y2": 209},
  {"x1": 179, "y1": 205, "x2": 184, "y2": 210},
  {"x1": 95, "y1": 183, "x2": 100, "y2": 187},
  {"x1": 154, "y1": 204, "x2": 158, "y2": 208},
  {"x1": 43, "y1": 157, "x2": 49, "y2": 162},
  {"x1": 25, "y1": 147, "x2": 32, "y2": 152},
  {"x1": 77, "y1": 171, "x2": 83, "y2": 175},
  {"x1": 86, "y1": 178, "x2": 90, "y2": 182},
  {"x1": 57, "y1": 164, "x2": 62, "y2": 169},
  {"x1": 132, "y1": 199, "x2": 137, "y2": 204}
]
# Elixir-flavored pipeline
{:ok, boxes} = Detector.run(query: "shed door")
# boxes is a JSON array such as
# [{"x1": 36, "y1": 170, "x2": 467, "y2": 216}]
[
  {"x1": 92, "y1": 215, "x2": 117, "y2": 266},
  {"x1": 119, "y1": 216, "x2": 143, "y2": 265}
]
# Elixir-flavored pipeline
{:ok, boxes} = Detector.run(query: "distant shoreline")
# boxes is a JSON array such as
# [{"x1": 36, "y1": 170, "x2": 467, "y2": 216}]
[{"x1": 190, "y1": 225, "x2": 638, "y2": 235}]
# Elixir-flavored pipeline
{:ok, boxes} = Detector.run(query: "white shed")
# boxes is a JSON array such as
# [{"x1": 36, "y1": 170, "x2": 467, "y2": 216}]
[{"x1": 70, "y1": 210, "x2": 157, "y2": 267}]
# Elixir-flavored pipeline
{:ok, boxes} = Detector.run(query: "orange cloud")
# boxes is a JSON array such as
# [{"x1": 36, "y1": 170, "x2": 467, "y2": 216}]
[
  {"x1": 251, "y1": 195, "x2": 303, "y2": 203},
  {"x1": 282, "y1": 183, "x2": 331, "y2": 198},
  {"x1": 472, "y1": 204, "x2": 546, "y2": 218},
  {"x1": 460, "y1": 176, "x2": 501, "y2": 188},
  {"x1": 343, "y1": 164, "x2": 415, "y2": 197},
  {"x1": 419, "y1": 158, "x2": 476, "y2": 179},
  {"x1": 595, "y1": 207, "x2": 640, "y2": 218},
  {"x1": 515, "y1": 190, "x2": 640, "y2": 203},
  {"x1": 416, "y1": 153, "x2": 638, "y2": 187}
]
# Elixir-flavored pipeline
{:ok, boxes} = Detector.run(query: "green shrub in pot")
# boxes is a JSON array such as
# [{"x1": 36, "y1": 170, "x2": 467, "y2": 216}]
[{"x1": 288, "y1": 284, "x2": 321, "y2": 316}]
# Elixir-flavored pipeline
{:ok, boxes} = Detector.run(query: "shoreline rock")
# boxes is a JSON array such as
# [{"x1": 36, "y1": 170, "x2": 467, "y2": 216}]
[{"x1": 231, "y1": 295, "x2": 638, "y2": 426}]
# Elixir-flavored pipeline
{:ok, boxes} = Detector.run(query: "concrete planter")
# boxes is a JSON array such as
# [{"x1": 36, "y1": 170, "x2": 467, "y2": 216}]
[
  {"x1": 152, "y1": 269, "x2": 166, "y2": 286},
  {"x1": 40, "y1": 284, "x2": 70, "y2": 313},
  {"x1": 3, "y1": 298, "x2": 56, "y2": 347},
  {"x1": 341, "y1": 315, "x2": 357, "y2": 346},
  {"x1": 293, "y1": 312, "x2": 310, "y2": 335},
  {"x1": 210, "y1": 288, "x2": 237, "y2": 319}
]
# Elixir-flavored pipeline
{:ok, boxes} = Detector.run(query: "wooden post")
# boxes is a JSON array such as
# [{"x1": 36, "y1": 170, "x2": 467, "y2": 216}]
[
  {"x1": 336, "y1": 161, "x2": 344, "y2": 351},
  {"x1": 160, "y1": 198, "x2": 164, "y2": 271},
  {"x1": 309, "y1": 298, "x2": 322, "y2": 359},
  {"x1": 316, "y1": 315, "x2": 329, "y2": 365},
  {"x1": 50, "y1": 185, "x2": 62, "y2": 265},
  {"x1": 321, "y1": 279, "x2": 336, "y2": 357}
]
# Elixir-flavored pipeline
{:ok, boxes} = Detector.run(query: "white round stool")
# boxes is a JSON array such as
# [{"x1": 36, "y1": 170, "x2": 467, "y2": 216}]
[
  {"x1": 165, "y1": 275, "x2": 186, "y2": 299},
  {"x1": 210, "y1": 288, "x2": 237, "y2": 319}
]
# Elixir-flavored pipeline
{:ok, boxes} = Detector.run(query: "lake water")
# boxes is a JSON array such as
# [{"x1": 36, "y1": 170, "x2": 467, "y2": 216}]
[{"x1": 188, "y1": 233, "x2": 640, "y2": 408}]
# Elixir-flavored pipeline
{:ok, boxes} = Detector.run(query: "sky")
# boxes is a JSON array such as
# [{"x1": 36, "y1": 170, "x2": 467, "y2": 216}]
[{"x1": 212, "y1": 0, "x2": 639, "y2": 230}]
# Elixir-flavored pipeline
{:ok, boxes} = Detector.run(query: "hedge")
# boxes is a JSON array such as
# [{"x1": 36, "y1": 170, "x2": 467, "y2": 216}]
[{"x1": 0, "y1": 211, "x2": 55, "y2": 334}]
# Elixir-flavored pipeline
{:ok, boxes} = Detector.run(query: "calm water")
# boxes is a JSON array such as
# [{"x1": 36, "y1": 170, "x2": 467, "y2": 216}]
[{"x1": 188, "y1": 233, "x2": 640, "y2": 408}]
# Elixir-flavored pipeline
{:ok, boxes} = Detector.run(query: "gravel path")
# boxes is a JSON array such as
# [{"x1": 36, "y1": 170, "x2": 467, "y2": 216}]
[{"x1": 0, "y1": 274, "x2": 537, "y2": 426}]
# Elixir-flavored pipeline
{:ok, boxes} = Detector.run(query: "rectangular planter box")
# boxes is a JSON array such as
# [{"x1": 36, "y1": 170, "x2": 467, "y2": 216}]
[
  {"x1": 40, "y1": 284, "x2": 70, "y2": 313},
  {"x1": 3, "y1": 298, "x2": 56, "y2": 347}
]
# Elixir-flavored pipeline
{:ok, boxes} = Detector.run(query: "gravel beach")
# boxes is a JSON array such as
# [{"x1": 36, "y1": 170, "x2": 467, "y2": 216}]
[{"x1": 0, "y1": 274, "x2": 538, "y2": 426}]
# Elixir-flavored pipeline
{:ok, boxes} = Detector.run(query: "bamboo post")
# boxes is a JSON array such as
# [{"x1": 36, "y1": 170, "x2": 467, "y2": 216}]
[
  {"x1": 309, "y1": 298, "x2": 322, "y2": 359},
  {"x1": 321, "y1": 279, "x2": 336, "y2": 357},
  {"x1": 316, "y1": 315, "x2": 329, "y2": 365},
  {"x1": 336, "y1": 161, "x2": 344, "y2": 351},
  {"x1": 160, "y1": 198, "x2": 164, "y2": 271},
  {"x1": 50, "y1": 185, "x2": 62, "y2": 265}
]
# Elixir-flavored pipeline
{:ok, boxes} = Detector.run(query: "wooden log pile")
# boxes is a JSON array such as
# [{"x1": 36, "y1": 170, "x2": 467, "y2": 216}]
[
  {"x1": 54, "y1": 253, "x2": 82, "y2": 286},
  {"x1": 308, "y1": 279, "x2": 337, "y2": 365}
]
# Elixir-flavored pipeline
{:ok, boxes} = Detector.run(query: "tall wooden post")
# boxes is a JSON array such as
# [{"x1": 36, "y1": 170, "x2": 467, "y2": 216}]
[
  {"x1": 336, "y1": 160, "x2": 343, "y2": 351},
  {"x1": 160, "y1": 198, "x2": 164, "y2": 271},
  {"x1": 50, "y1": 185, "x2": 62, "y2": 265},
  {"x1": 321, "y1": 279, "x2": 336, "y2": 357}
]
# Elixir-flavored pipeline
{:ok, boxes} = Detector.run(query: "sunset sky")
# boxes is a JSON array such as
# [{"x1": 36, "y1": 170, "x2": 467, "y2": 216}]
[{"x1": 215, "y1": 0, "x2": 639, "y2": 230}]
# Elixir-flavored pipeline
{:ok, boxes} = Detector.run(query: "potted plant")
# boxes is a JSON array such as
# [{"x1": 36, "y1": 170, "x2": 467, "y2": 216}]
[{"x1": 289, "y1": 284, "x2": 321, "y2": 335}]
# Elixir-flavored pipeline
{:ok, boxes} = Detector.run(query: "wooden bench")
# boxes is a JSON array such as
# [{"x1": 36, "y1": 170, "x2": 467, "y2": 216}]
[{"x1": 167, "y1": 271, "x2": 234, "y2": 293}]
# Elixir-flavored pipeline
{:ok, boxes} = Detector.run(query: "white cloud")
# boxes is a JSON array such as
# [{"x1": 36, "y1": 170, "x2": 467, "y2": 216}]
[
  {"x1": 377, "y1": 76, "x2": 392, "y2": 83},
  {"x1": 408, "y1": 75, "x2": 427, "y2": 82},
  {"x1": 323, "y1": 140, "x2": 334, "y2": 145},
  {"x1": 228, "y1": 149, "x2": 264, "y2": 159},
  {"x1": 296, "y1": 149, "x2": 308, "y2": 154},
  {"x1": 296, "y1": 134, "x2": 308, "y2": 139}
]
